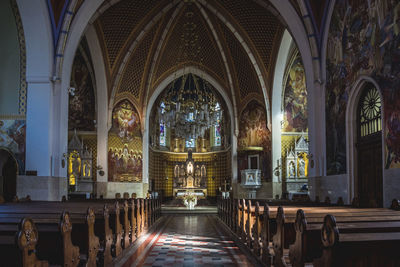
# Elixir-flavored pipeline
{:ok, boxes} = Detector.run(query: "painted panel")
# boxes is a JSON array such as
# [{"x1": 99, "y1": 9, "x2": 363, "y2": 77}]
[
  {"x1": 238, "y1": 101, "x2": 271, "y2": 181},
  {"x1": 69, "y1": 48, "x2": 96, "y2": 131},
  {"x1": 108, "y1": 100, "x2": 142, "y2": 182},
  {"x1": 282, "y1": 55, "x2": 308, "y2": 133}
]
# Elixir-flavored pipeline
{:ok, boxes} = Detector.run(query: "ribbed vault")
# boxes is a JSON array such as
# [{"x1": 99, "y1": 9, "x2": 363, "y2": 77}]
[{"x1": 93, "y1": 0, "x2": 286, "y2": 120}]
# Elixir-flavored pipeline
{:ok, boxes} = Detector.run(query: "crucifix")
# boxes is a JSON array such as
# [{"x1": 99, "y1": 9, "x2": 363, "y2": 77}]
[{"x1": 221, "y1": 179, "x2": 230, "y2": 192}]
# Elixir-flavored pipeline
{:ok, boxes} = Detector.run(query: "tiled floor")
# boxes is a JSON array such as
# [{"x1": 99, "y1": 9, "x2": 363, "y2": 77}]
[{"x1": 122, "y1": 215, "x2": 253, "y2": 267}]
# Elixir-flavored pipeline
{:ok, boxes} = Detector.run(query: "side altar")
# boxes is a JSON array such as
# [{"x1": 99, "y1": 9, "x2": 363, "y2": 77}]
[{"x1": 173, "y1": 150, "x2": 207, "y2": 199}]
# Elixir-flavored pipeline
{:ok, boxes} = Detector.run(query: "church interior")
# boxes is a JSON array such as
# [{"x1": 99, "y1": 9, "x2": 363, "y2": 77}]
[{"x1": 1, "y1": 0, "x2": 400, "y2": 266}]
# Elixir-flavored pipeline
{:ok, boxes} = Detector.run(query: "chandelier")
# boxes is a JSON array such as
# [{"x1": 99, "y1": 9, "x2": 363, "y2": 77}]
[{"x1": 156, "y1": 73, "x2": 222, "y2": 140}]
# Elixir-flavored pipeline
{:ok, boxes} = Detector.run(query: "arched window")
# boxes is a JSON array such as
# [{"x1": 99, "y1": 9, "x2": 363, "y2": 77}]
[
  {"x1": 159, "y1": 102, "x2": 166, "y2": 146},
  {"x1": 358, "y1": 84, "x2": 382, "y2": 138},
  {"x1": 214, "y1": 102, "x2": 222, "y2": 146}
]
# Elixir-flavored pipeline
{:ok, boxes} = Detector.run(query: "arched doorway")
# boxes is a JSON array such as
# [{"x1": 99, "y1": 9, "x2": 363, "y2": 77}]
[
  {"x1": 0, "y1": 148, "x2": 18, "y2": 202},
  {"x1": 356, "y1": 84, "x2": 383, "y2": 207}
]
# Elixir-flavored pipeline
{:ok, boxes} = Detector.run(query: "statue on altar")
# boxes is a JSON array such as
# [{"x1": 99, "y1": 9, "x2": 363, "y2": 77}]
[{"x1": 173, "y1": 149, "x2": 207, "y2": 190}]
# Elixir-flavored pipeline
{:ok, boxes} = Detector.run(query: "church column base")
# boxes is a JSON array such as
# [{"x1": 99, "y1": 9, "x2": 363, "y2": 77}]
[
  {"x1": 17, "y1": 175, "x2": 68, "y2": 201},
  {"x1": 96, "y1": 181, "x2": 148, "y2": 199}
]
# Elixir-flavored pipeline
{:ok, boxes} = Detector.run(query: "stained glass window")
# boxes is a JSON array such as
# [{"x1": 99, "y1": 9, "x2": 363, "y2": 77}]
[
  {"x1": 358, "y1": 85, "x2": 381, "y2": 138},
  {"x1": 187, "y1": 112, "x2": 195, "y2": 122},
  {"x1": 186, "y1": 138, "x2": 195, "y2": 148},
  {"x1": 214, "y1": 104, "x2": 222, "y2": 146},
  {"x1": 160, "y1": 122, "x2": 166, "y2": 146}
]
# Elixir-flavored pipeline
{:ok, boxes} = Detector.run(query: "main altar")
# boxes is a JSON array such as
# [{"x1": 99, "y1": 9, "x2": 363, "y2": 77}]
[{"x1": 173, "y1": 150, "x2": 207, "y2": 199}]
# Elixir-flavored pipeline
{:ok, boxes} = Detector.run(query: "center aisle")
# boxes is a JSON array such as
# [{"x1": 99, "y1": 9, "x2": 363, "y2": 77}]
[{"x1": 119, "y1": 215, "x2": 254, "y2": 267}]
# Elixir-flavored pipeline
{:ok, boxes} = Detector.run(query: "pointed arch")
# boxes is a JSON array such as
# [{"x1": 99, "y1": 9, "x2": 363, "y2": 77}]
[
  {"x1": 346, "y1": 76, "x2": 384, "y2": 205},
  {"x1": 143, "y1": 66, "x2": 236, "y2": 183}
]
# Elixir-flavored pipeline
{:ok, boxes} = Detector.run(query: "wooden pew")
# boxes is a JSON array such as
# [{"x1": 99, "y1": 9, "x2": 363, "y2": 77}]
[
  {"x1": 219, "y1": 199, "x2": 400, "y2": 267},
  {"x1": 288, "y1": 208, "x2": 400, "y2": 266},
  {"x1": 85, "y1": 207, "x2": 100, "y2": 266},
  {"x1": 0, "y1": 197, "x2": 161, "y2": 265},
  {"x1": 17, "y1": 218, "x2": 49, "y2": 267},
  {"x1": 122, "y1": 200, "x2": 131, "y2": 249},
  {"x1": 0, "y1": 217, "x2": 49, "y2": 267},
  {"x1": 110, "y1": 202, "x2": 123, "y2": 257},
  {"x1": 130, "y1": 199, "x2": 137, "y2": 243},
  {"x1": 260, "y1": 203, "x2": 271, "y2": 265},
  {"x1": 313, "y1": 214, "x2": 400, "y2": 266},
  {"x1": 60, "y1": 211, "x2": 80, "y2": 266},
  {"x1": 101, "y1": 204, "x2": 113, "y2": 266}
]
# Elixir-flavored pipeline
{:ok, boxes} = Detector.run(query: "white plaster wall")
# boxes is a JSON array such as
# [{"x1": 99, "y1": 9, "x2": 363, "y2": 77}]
[
  {"x1": 17, "y1": 175, "x2": 67, "y2": 201},
  {"x1": 104, "y1": 182, "x2": 144, "y2": 199},
  {"x1": 308, "y1": 174, "x2": 349, "y2": 204},
  {"x1": 17, "y1": 0, "x2": 54, "y2": 176}
]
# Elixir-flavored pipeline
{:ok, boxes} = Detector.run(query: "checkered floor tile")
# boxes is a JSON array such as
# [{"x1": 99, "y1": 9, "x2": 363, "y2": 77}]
[{"x1": 136, "y1": 215, "x2": 252, "y2": 267}]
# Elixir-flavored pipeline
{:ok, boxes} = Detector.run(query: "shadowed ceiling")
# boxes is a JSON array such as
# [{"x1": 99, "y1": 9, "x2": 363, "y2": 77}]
[{"x1": 93, "y1": 0, "x2": 286, "y2": 115}]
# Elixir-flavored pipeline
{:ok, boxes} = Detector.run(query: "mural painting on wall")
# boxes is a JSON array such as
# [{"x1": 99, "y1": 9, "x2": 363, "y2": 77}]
[
  {"x1": 283, "y1": 55, "x2": 308, "y2": 132},
  {"x1": 0, "y1": 120, "x2": 25, "y2": 174},
  {"x1": 108, "y1": 145, "x2": 142, "y2": 182},
  {"x1": 108, "y1": 100, "x2": 142, "y2": 182},
  {"x1": 111, "y1": 100, "x2": 141, "y2": 143},
  {"x1": 326, "y1": 0, "x2": 400, "y2": 174},
  {"x1": 69, "y1": 49, "x2": 96, "y2": 131},
  {"x1": 238, "y1": 101, "x2": 271, "y2": 181}
]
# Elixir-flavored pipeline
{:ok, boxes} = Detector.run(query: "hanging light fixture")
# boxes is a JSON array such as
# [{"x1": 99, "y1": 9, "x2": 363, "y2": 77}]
[{"x1": 157, "y1": 73, "x2": 222, "y2": 140}]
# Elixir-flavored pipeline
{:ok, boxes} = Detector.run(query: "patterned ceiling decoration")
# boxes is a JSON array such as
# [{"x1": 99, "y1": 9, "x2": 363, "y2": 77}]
[
  {"x1": 96, "y1": 0, "x2": 163, "y2": 70},
  {"x1": 93, "y1": 0, "x2": 289, "y2": 117},
  {"x1": 210, "y1": 0, "x2": 284, "y2": 94},
  {"x1": 152, "y1": 2, "x2": 227, "y2": 90},
  {"x1": 118, "y1": 20, "x2": 160, "y2": 100},
  {"x1": 219, "y1": 21, "x2": 262, "y2": 103}
]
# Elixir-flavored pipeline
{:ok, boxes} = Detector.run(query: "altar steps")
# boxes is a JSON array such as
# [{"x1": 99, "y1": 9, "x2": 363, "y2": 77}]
[{"x1": 162, "y1": 205, "x2": 218, "y2": 214}]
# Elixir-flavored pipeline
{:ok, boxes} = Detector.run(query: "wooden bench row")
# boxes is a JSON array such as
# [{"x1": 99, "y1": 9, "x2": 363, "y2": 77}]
[
  {"x1": 0, "y1": 198, "x2": 161, "y2": 267},
  {"x1": 218, "y1": 198, "x2": 400, "y2": 266}
]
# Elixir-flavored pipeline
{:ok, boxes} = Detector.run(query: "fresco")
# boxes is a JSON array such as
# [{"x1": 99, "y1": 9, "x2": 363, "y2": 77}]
[
  {"x1": 238, "y1": 101, "x2": 271, "y2": 181},
  {"x1": 238, "y1": 101, "x2": 270, "y2": 149},
  {"x1": 0, "y1": 119, "x2": 25, "y2": 174},
  {"x1": 69, "y1": 49, "x2": 96, "y2": 131},
  {"x1": 326, "y1": 0, "x2": 400, "y2": 174},
  {"x1": 108, "y1": 145, "x2": 142, "y2": 182},
  {"x1": 283, "y1": 55, "x2": 308, "y2": 133},
  {"x1": 111, "y1": 100, "x2": 141, "y2": 143},
  {"x1": 108, "y1": 100, "x2": 142, "y2": 182}
]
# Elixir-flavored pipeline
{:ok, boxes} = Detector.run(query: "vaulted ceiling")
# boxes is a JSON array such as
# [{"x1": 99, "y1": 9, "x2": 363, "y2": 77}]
[{"x1": 93, "y1": 0, "x2": 286, "y2": 115}]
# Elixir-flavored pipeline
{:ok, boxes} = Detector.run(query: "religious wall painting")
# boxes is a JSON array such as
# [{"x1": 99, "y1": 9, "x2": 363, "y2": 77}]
[
  {"x1": 326, "y1": 0, "x2": 400, "y2": 173},
  {"x1": 238, "y1": 101, "x2": 271, "y2": 150},
  {"x1": 283, "y1": 55, "x2": 308, "y2": 132},
  {"x1": 0, "y1": 120, "x2": 25, "y2": 174},
  {"x1": 237, "y1": 101, "x2": 272, "y2": 181},
  {"x1": 69, "y1": 49, "x2": 96, "y2": 131},
  {"x1": 111, "y1": 100, "x2": 141, "y2": 143},
  {"x1": 108, "y1": 144, "x2": 142, "y2": 182}
]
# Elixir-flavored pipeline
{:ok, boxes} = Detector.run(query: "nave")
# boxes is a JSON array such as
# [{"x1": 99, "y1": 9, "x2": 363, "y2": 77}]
[
  {"x1": 118, "y1": 215, "x2": 253, "y2": 267},
  {"x1": 3, "y1": 196, "x2": 400, "y2": 266}
]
